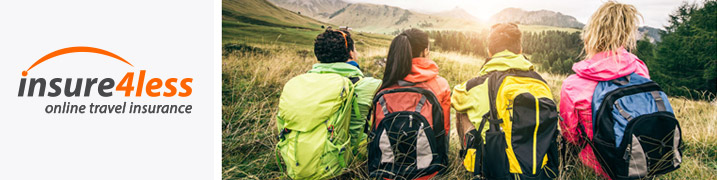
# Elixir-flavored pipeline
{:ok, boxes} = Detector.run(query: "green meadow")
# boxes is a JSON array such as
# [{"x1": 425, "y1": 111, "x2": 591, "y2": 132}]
[{"x1": 222, "y1": 0, "x2": 717, "y2": 179}]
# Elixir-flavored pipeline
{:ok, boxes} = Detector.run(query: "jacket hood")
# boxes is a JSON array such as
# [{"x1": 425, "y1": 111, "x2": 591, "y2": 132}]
[
  {"x1": 404, "y1": 57, "x2": 439, "y2": 83},
  {"x1": 308, "y1": 62, "x2": 364, "y2": 77},
  {"x1": 572, "y1": 48, "x2": 646, "y2": 81},
  {"x1": 479, "y1": 50, "x2": 534, "y2": 75}
]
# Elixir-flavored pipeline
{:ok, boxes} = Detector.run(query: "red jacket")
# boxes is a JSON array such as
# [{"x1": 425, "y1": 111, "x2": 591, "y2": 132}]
[
  {"x1": 373, "y1": 57, "x2": 450, "y2": 180},
  {"x1": 377, "y1": 57, "x2": 451, "y2": 134}
]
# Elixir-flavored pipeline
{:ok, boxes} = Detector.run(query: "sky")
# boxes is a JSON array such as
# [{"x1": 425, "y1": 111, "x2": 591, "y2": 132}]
[{"x1": 345, "y1": 0, "x2": 698, "y2": 29}]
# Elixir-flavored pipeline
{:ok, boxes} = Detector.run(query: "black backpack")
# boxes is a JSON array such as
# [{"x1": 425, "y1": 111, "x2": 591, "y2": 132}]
[
  {"x1": 367, "y1": 85, "x2": 448, "y2": 179},
  {"x1": 583, "y1": 73, "x2": 683, "y2": 179}
]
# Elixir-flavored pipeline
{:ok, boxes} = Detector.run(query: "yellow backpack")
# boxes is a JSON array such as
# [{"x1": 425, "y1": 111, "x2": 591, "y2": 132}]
[{"x1": 465, "y1": 70, "x2": 561, "y2": 179}]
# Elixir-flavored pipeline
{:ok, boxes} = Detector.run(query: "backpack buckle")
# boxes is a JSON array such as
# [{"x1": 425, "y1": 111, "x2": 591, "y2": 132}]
[
  {"x1": 278, "y1": 128, "x2": 291, "y2": 141},
  {"x1": 328, "y1": 125, "x2": 335, "y2": 140}
]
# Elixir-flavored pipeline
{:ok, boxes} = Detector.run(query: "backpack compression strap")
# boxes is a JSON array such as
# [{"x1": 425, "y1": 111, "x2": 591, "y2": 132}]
[
  {"x1": 577, "y1": 122, "x2": 616, "y2": 177},
  {"x1": 376, "y1": 94, "x2": 427, "y2": 116},
  {"x1": 370, "y1": 87, "x2": 445, "y2": 135},
  {"x1": 472, "y1": 112, "x2": 491, "y2": 178},
  {"x1": 472, "y1": 72, "x2": 504, "y2": 179}
]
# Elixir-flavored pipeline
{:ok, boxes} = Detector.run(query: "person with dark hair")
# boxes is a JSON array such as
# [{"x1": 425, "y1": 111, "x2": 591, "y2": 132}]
[
  {"x1": 313, "y1": 27, "x2": 380, "y2": 148},
  {"x1": 367, "y1": 28, "x2": 450, "y2": 179},
  {"x1": 452, "y1": 23, "x2": 561, "y2": 178},
  {"x1": 314, "y1": 27, "x2": 361, "y2": 69},
  {"x1": 453, "y1": 23, "x2": 528, "y2": 144},
  {"x1": 487, "y1": 23, "x2": 523, "y2": 56},
  {"x1": 275, "y1": 27, "x2": 381, "y2": 179},
  {"x1": 378, "y1": 28, "x2": 450, "y2": 130}
]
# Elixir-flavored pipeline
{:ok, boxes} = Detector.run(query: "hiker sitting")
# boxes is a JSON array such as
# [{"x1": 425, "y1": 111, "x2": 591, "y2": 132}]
[
  {"x1": 275, "y1": 28, "x2": 381, "y2": 179},
  {"x1": 452, "y1": 23, "x2": 560, "y2": 179},
  {"x1": 367, "y1": 28, "x2": 451, "y2": 179}
]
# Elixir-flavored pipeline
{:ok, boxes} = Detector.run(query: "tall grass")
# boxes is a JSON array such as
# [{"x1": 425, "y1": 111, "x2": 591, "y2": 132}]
[{"x1": 222, "y1": 42, "x2": 717, "y2": 179}]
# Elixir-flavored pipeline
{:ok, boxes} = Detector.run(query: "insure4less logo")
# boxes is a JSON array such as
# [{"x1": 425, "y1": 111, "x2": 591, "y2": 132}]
[{"x1": 18, "y1": 46, "x2": 193, "y2": 97}]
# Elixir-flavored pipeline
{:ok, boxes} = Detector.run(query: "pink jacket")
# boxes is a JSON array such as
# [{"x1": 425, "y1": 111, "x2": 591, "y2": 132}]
[{"x1": 559, "y1": 48, "x2": 649, "y2": 178}]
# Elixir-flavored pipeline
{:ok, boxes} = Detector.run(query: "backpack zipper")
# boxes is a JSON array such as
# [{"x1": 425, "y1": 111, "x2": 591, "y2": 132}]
[
  {"x1": 416, "y1": 123, "x2": 424, "y2": 137},
  {"x1": 295, "y1": 132, "x2": 300, "y2": 166},
  {"x1": 340, "y1": 86, "x2": 345, "y2": 98},
  {"x1": 532, "y1": 96, "x2": 539, "y2": 175},
  {"x1": 409, "y1": 115, "x2": 413, "y2": 128}
]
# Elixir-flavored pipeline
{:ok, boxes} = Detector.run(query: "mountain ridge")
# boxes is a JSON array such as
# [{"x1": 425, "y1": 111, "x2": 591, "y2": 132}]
[
  {"x1": 262, "y1": 0, "x2": 662, "y2": 41},
  {"x1": 268, "y1": 0, "x2": 484, "y2": 34},
  {"x1": 268, "y1": 0, "x2": 348, "y2": 21},
  {"x1": 429, "y1": 7, "x2": 480, "y2": 23},
  {"x1": 490, "y1": 7, "x2": 585, "y2": 28}
]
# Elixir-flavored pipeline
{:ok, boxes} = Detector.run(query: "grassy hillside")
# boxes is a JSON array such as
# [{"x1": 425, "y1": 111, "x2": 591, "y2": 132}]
[
  {"x1": 222, "y1": 0, "x2": 716, "y2": 179},
  {"x1": 223, "y1": 0, "x2": 325, "y2": 30},
  {"x1": 222, "y1": 0, "x2": 392, "y2": 48},
  {"x1": 223, "y1": 42, "x2": 717, "y2": 179},
  {"x1": 223, "y1": 0, "x2": 328, "y2": 48}
]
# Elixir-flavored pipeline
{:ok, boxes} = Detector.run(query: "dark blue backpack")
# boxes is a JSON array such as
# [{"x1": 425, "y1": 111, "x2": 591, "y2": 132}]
[{"x1": 585, "y1": 72, "x2": 683, "y2": 179}]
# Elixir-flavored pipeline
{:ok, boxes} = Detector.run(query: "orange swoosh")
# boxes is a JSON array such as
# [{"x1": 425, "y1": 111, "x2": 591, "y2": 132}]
[{"x1": 22, "y1": 46, "x2": 133, "y2": 76}]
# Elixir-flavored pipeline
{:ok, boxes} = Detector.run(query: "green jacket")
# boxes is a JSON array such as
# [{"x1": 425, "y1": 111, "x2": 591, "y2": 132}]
[{"x1": 308, "y1": 62, "x2": 381, "y2": 149}]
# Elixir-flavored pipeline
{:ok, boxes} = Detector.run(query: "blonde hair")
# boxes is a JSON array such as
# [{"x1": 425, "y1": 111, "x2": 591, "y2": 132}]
[{"x1": 582, "y1": 1, "x2": 643, "y2": 58}]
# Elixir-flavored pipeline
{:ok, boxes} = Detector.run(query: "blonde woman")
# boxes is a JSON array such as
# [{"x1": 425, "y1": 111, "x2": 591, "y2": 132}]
[{"x1": 559, "y1": 1, "x2": 648, "y2": 178}]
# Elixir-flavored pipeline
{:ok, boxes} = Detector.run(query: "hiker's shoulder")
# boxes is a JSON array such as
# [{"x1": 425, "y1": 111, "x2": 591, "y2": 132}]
[
  {"x1": 433, "y1": 75, "x2": 449, "y2": 86},
  {"x1": 354, "y1": 76, "x2": 381, "y2": 92},
  {"x1": 561, "y1": 74, "x2": 597, "y2": 101},
  {"x1": 463, "y1": 74, "x2": 492, "y2": 92},
  {"x1": 357, "y1": 76, "x2": 381, "y2": 86}
]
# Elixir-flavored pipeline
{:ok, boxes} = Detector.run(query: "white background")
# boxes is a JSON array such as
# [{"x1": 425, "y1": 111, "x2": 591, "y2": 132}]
[{"x1": 0, "y1": 0, "x2": 220, "y2": 179}]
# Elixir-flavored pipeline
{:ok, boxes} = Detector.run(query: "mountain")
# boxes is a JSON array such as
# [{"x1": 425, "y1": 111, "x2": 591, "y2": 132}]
[
  {"x1": 430, "y1": 7, "x2": 480, "y2": 23},
  {"x1": 490, "y1": 8, "x2": 584, "y2": 29},
  {"x1": 223, "y1": 0, "x2": 326, "y2": 30},
  {"x1": 638, "y1": 26, "x2": 663, "y2": 43},
  {"x1": 267, "y1": 0, "x2": 348, "y2": 21},
  {"x1": 222, "y1": 0, "x2": 393, "y2": 48},
  {"x1": 265, "y1": 0, "x2": 483, "y2": 34},
  {"x1": 322, "y1": 3, "x2": 483, "y2": 34},
  {"x1": 222, "y1": 0, "x2": 334, "y2": 47}
]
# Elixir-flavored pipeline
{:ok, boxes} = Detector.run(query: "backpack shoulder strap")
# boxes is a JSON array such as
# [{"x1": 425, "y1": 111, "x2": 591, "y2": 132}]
[
  {"x1": 397, "y1": 80, "x2": 416, "y2": 86},
  {"x1": 473, "y1": 112, "x2": 491, "y2": 177},
  {"x1": 485, "y1": 72, "x2": 503, "y2": 129},
  {"x1": 349, "y1": 76, "x2": 361, "y2": 84},
  {"x1": 466, "y1": 74, "x2": 491, "y2": 92},
  {"x1": 610, "y1": 74, "x2": 631, "y2": 85}
]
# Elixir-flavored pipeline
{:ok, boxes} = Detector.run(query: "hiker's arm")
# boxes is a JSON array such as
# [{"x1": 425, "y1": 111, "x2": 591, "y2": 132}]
[
  {"x1": 559, "y1": 86, "x2": 580, "y2": 145},
  {"x1": 456, "y1": 112, "x2": 475, "y2": 148},
  {"x1": 349, "y1": 78, "x2": 381, "y2": 147},
  {"x1": 441, "y1": 87, "x2": 451, "y2": 134},
  {"x1": 451, "y1": 82, "x2": 475, "y2": 148}
]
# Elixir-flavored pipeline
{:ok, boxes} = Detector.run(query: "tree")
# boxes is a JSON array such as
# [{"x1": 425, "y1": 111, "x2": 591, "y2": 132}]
[
  {"x1": 427, "y1": 30, "x2": 582, "y2": 72},
  {"x1": 651, "y1": 0, "x2": 716, "y2": 99},
  {"x1": 635, "y1": 37, "x2": 656, "y2": 64}
]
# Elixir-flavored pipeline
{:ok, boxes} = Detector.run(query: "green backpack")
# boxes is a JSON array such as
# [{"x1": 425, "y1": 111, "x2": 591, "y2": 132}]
[{"x1": 276, "y1": 72, "x2": 361, "y2": 179}]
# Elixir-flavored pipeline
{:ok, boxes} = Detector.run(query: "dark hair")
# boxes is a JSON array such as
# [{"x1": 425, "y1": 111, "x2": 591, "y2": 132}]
[
  {"x1": 380, "y1": 28, "x2": 429, "y2": 90},
  {"x1": 314, "y1": 28, "x2": 355, "y2": 63},
  {"x1": 488, "y1": 23, "x2": 522, "y2": 55}
]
